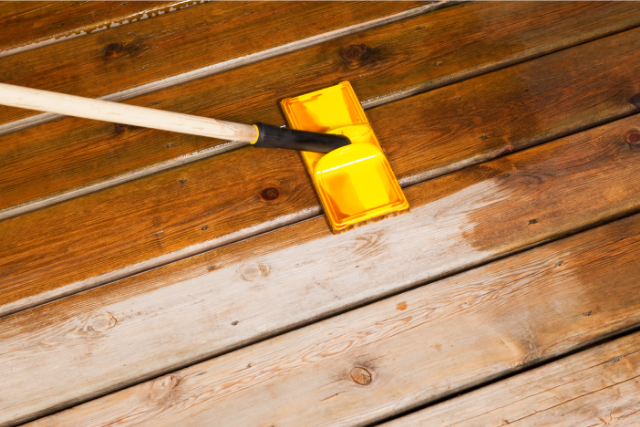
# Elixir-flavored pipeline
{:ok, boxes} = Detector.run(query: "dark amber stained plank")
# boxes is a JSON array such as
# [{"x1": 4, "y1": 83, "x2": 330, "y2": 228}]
[
  {"x1": 2, "y1": 1, "x2": 640, "y2": 218},
  {"x1": 0, "y1": 1, "x2": 187, "y2": 57},
  {"x1": 5, "y1": 111, "x2": 640, "y2": 425},
  {"x1": 382, "y1": 333, "x2": 640, "y2": 426},
  {"x1": 0, "y1": 1, "x2": 429, "y2": 127},
  {"x1": 2, "y1": 24, "x2": 640, "y2": 317}
]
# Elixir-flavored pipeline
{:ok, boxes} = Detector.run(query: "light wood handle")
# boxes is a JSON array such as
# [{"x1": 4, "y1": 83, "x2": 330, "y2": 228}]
[{"x1": 0, "y1": 82, "x2": 258, "y2": 142}]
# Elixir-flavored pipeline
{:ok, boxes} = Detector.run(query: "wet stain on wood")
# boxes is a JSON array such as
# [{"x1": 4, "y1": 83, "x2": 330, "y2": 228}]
[{"x1": 462, "y1": 119, "x2": 640, "y2": 254}]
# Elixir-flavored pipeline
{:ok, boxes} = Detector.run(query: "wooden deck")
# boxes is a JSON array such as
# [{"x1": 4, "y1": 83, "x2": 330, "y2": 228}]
[{"x1": 1, "y1": 2, "x2": 640, "y2": 426}]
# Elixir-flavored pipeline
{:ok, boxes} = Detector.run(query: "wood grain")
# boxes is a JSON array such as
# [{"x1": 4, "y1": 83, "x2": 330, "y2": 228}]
[
  {"x1": 0, "y1": 1, "x2": 429, "y2": 127},
  {"x1": 0, "y1": 1, "x2": 185, "y2": 57},
  {"x1": 5, "y1": 114, "x2": 640, "y2": 425},
  {"x1": 381, "y1": 332, "x2": 640, "y2": 427},
  {"x1": 23, "y1": 193, "x2": 640, "y2": 426},
  {"x1": 2, "y1": 25, "x2": 640, "y2": 317},
  {"x1": 2, "y1": 2, "x2": 639, "y2": 217}
]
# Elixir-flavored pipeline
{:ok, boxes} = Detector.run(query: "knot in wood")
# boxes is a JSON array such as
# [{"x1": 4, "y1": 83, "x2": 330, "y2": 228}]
[
  {"x1": 105, "y1": 42, "x2": 123, "y2": 56},
  {"x1": 350, "y1": 367, "x2": 372, "y2": 385},
  {"x1": 149, "y1": 374, "x2": 181, "y2": 405},
  {"x1": 342, "y1": 44, "x2": 367, "y2": 68},
  {"x1": 261, "y1": 187, "x2": 280, "y2": 201},
  {"x1": 631, "y1": 93, "x2": 640, "y2": 109},
  {"x1": 239, "y1": 263, "x2": 271, "y2": 281},
  {"x1": 87, "y1": 312, "x2": 117, "y2": 332},
  {"x1": 626, "y1": 131, "x2": 640, "y2": 147}
]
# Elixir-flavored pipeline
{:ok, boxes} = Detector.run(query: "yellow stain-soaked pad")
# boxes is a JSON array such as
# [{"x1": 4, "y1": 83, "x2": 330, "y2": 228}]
[{"x1": 281, "y1": 81, "x2": 409, "y2": 232}]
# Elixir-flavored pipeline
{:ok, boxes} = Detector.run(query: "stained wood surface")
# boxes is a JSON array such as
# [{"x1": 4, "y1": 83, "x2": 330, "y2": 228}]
[
  {"x1": 381, "y1": 332, "x2": 640, "y2": 427},
  {"x1": 0, "y1": 1, "x2": 184, "y2": 57},
  {"x1": 3, "y1": 26, "x2": 640, "y2": 318},
  {"x1": 4, "y1": 114, "x2": 640, "y2": 424},
  {"x1": 3, "y1": 3, "x2": 640, "y2": 426},
  {"x1": 0, "y1": 1, "x2": 429, "y2": 128},
  {"x1": 24, "y1": 200, "x2": 640, "y2": 426},
  {"x1": 2, "y1": 2, "x2": 640, "y2": 218}
]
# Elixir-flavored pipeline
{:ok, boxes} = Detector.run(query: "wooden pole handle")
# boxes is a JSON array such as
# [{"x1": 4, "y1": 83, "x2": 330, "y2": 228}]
[{"x1": 0, "y1": 82, "x2": 258, "y2": 142}]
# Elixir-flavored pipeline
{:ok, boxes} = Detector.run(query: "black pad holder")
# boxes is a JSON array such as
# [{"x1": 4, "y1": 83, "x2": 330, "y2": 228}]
[{"x1": 253, "y1": 122, "x2": 351, "y2": 153}]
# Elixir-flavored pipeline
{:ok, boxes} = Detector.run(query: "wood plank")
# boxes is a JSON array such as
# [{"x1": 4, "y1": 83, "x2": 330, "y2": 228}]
[
  {"x1": 5, "y1": 113, "x2": 640, "y2": 425},
  {"x1": 0, "y1": 1, "x2": 431, "y2": 129},
  {"x1": 0, "y1": 1, "x2": 186, "y2": 58},
  {"x1": 2, "y1": 1, "x2": 639, "y2": 217},
  {"x1": 380, "y1": 332, "x2": 640, "y2": 427},
  {"x1": 2, "y1": 25, "x2": 640, "y2": 317},
  {"x1": 22, "y1": 186, "x2": 640, "y2": 426}
]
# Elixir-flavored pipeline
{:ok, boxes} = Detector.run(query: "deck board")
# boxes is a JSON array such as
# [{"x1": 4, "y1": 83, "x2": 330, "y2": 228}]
[
  {"x1": 3, "y1": 114, "x2": 640, "y2": 424},
  {"x1": 2, "y1": 25, "x2": 640, "y2": 317},
  {"x1": 2, "y1": 2, "x2": 640, "y2": 426},
  {"x1": 23, "y1": 204, "x2": 640, "y2": 426},
  {"x1": 381, "y1": 332, "x2": 640, "y2": 427},
  {"x1": 0, "y1": 1, "x2": 430, "y2": 128},
  {"x1": 2, "y1": 2, "x2": 639, "y2": 218},
  {"x1": 0, "y1": 1, "x2": 184, "y2": 57}
]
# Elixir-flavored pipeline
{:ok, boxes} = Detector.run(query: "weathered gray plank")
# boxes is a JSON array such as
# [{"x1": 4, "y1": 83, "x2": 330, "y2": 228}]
[
  {"x1": 26, "y1": 195, "x2": 640, "y2": 426},
  {"x1": 4, "y1": 113, "x2": 640, "y2": 425},
  {"x1": 381, "y1": 333, "x2": 640, "y2": 427}
]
